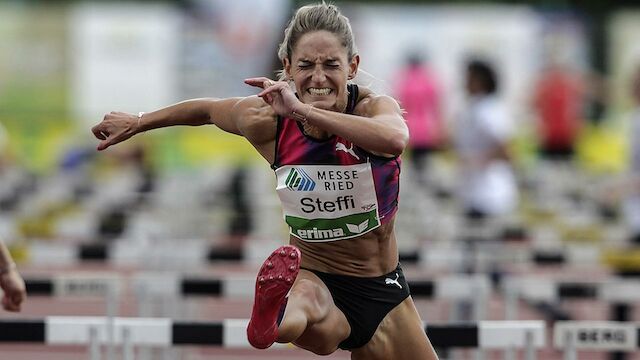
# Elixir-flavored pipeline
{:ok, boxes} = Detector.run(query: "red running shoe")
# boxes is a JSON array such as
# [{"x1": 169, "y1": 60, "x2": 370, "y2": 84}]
[{"x1": 247, "y1": 245, "x2": 301, "y2": 349}]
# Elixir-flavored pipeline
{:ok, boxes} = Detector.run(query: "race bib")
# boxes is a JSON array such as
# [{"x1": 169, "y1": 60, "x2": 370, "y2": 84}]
[{"x1": 275, "y1": 163, "x2": 380, "y2": 242}]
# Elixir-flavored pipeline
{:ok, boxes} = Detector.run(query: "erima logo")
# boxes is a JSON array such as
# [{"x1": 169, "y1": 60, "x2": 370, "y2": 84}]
[
  {"x1": 285, "y1": 168, "x2": 316, "y2": 191},
  {"x1": 346, "y1": 219, "x2": 369, "y2": 234},
  {"x1": 296, "y1": 220, "x2": 370, "y2": 240},
  {"x1": 297, "y1": 227, "x2": 345, "y2": 240},
  {"x1": 385, "y1": 273, "x2": 402, "y2": 289}
]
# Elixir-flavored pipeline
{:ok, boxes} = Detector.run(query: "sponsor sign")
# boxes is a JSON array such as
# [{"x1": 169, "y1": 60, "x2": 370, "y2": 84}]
[{"x1": 276, "y1": 164, "x2": 380, "y2": 241}]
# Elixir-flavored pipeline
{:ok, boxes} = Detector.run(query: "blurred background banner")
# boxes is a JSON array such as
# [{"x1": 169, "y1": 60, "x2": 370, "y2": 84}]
[
  {"x1": 0, "y1": 0, "x2": 637, "y2": 172},
  {"x1": 1, "y1": 0, "x2": 291, "y2": 172},
  {"x1": 69, "y1": 3, "x2": 182, "y2": 126},
  {"x1": 0, "y1": 2, "x2": 69, "y2": 172}
]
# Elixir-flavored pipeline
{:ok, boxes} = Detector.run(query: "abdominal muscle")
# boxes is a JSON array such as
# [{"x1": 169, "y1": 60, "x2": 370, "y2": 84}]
[{"x1": 289, "y1": 216, "x2": 399, "y2": 277}]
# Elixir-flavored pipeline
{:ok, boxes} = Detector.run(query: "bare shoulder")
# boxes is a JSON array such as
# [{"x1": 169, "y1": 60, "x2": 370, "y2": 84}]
[
  {"x1": 354, "y1": 86, "x2": 402, "y2": 117},
  {"x1": 234, "y1": 95, "x2": 278, "y2": 144}
]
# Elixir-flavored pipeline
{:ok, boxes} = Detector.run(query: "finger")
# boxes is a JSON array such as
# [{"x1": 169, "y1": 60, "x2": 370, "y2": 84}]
[
  {"x1": 258, "y1": 82, "x2": 286, "y2": 98},
  {"x1": 97, "y1": 142, "x2": 109, "y2": 151},
  {"x1": 97, "y1": 138, "x2": 113, "y2": 151},
  {"x1": 6, "y1": 302, "x2": 19, "y2": 312},
  {"x1": 91, "y1": 125, "x2": 106, "y2": 140},
  {"x1": 3, "y1": 295, "x2": 18, "y2": 312},
  {"x1": 244, "y1": 77, "x2": 274, "y2": 89},
  {"x1": 12, "y1": 293, "x2": 24, "y2": 307}
]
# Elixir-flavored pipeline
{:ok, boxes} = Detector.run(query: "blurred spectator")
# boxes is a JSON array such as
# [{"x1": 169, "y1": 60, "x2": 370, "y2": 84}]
[
  {"x1": 532, "y1": 63, "x2": 585, "y2": 161},
  {"x1": 227, "y1": 166, "x2": 253, "y2": 238},
  {"x1": 0, "y1": 239, "x2": 26, "y2": 312},
  {"x1": 454, "y1": 59, "x2": 517, "y2": 219},
  {"x1": 584, "y1": 70, "x2": 609, "y2": 125},
  {"x1": 394, "y1": 52, "x2": 443, "y2": 185},
  {"x1": 620, "y1": 66, "x2": 640, "y2": 244},
  {"x1": 601, "y1": 66, "x2": 640, "y2": 245},
  {"x1": 96, "y1": 144, "x2": 156, "y2": 241}
]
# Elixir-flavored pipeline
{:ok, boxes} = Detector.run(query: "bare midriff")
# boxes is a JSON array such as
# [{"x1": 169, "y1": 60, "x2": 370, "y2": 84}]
[{"x1": 290, "y1": 216, "x2": 398, "y2": 277}]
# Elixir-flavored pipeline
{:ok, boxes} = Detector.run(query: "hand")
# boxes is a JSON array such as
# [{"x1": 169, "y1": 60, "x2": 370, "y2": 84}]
[
  {"x1": 244, "y1": 78, "x2": 302, "y2": 118},
  {"x1": 91, "y1": 111, "x2": 140, "y2": 151},
  {"x1": 1, "y1": 269, "x2": 26, "y2": 312}
]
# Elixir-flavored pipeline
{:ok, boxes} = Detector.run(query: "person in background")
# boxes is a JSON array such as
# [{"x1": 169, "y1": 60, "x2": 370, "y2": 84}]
[
  {"x1": 0, "y1": 239, "x2": 26, "y2": 312},
  {"x1": 394, "y1": 52, "x2": 443, "y2": 186},
  {"x1": 532, "y1": 63, "x2": 584, "y2": 162},
  {"x1": 454, "y1": 59, "x2": 517, "y2": 219},
  {"x1": 606, "y1": 66, "x2": 640, "y2": 244},
  {"x1": 91, "y1": 3, "x2": 438, "y2": 359}
]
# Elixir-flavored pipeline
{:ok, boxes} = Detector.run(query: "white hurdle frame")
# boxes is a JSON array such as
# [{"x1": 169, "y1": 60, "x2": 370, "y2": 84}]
[
  {"x1": 0, "y1": 317, "x2": 546, "y2": 358},
  {"x1": 554, "y1": 321, "x2": 640, "y2": 359}
]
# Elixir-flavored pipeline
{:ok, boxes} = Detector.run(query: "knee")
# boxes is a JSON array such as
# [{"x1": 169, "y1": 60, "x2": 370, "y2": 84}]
[{"x1": 290, "y1": 279, "x2": 331, "y2": 323}]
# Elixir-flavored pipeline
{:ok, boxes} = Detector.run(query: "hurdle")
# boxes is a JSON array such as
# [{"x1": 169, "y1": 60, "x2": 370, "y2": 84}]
[
  {"x1": 24, "y1": 274, "x2": 123, "y2": 297},
  {"x1": 23, "y1": 241, "x2": 428, "y2": 267},
  {"x1": 22, "y1": 239, "x2": 606, "y2": 271},
  {"x1": 554, "y1": 321, "x2": 640, "y2": 360},
  {"x1": 22, "y1": 272, "x2": 490, "y2": 300},
  {"x1": 0, "y1": 317, "x2": 546, "y2": 359},
  {"x1": 503, "y1": 276, "x2": 640, "y2": 320},
  {"x1": 18, "y1": 272, "x2": 492, "y2": 328}
]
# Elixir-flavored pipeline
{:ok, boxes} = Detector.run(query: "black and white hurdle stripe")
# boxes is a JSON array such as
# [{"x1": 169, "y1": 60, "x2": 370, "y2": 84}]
[
  {"x1": 25, "y1": 272, "x2": 491, "y2": 300},
  {"x1": 23, "y1": 273, "x2": 490, "y2": 301},
  {"x1": 25, "y1": 241, "x2": 423, "y2": 266},
  {"x1": 0, "y1": 317, "x2": 545, "y2": 350},
  {"x1": 24, "y1": 241, "x2": 602, "y2": 268},
  {"x1": 132, "y1": 273, "x2": 490, "y2": 300}
]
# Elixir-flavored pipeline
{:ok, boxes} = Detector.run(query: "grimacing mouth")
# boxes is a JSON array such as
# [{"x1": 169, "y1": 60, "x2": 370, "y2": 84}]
[{"x1": 306, "y1": 87, "x2": 333, "y2": 96}]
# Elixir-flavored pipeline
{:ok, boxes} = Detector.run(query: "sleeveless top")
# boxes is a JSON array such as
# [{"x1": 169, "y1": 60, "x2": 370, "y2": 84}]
[{"x1": 272, "y1": 84, "x2": 401, "y2": 242}]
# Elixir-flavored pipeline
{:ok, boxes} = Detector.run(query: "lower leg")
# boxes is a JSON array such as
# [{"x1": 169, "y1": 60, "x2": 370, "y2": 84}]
[
  {"x1": 276, "y1": 300, "x2": 309, "y2": 343},
  {"x1": 276, "y1": 277, "x2": 331, "y2": 343}
]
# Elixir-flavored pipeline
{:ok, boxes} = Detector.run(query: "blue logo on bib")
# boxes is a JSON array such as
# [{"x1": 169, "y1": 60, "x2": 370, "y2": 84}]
[{"x1": 285, "y1": 168, "x2": 316, "y2": 191}]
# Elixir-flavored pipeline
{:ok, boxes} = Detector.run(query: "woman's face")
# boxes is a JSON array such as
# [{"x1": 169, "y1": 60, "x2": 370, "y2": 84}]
[{"x1": 285, "y1": 30, "x2": 359, "y2": 112}]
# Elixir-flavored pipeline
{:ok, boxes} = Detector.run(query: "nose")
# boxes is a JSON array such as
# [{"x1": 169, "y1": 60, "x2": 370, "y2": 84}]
[{"x1": 311, "y1": 65, "x2": 327, "y2": 83}]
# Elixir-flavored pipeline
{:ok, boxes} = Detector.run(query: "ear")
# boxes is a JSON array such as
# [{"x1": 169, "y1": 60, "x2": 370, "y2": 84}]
[
  {"x1": 348, "y1": 54, "x2": 360, "y2": 80},
  {"x1": 283, "y1": 58, "x2": 292, "y2": 80}
]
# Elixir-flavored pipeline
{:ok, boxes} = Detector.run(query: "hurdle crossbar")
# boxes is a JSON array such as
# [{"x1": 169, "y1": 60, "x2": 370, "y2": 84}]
[
  {"x1": 23, "y1": 273, "x2": 490, "y2": 300},
  {"x1": 0, "y1": 318, "x2": 545, "y2": 349}
]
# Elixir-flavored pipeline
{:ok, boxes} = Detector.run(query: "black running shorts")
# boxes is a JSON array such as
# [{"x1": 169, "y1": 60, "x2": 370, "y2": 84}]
[{"x1": 302, "y1": 264, "x2": 410, "y2": 350}]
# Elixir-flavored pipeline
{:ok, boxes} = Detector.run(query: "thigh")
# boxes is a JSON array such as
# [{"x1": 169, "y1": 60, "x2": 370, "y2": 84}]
[
  {"x1": 290, "y1": 270, "x2": 351, "y2": 355},
  {"x1": 351, "y1": 296, "x2": 439, "y2": 360}
]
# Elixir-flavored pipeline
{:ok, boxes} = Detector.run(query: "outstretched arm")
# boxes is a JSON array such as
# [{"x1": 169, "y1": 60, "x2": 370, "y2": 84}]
[
  {"x1": 0, "y1": 241, "x2": 26, "y2": 312},
  {"x1": 91, "y1": 97, "x2": 245, "y2": 151}
]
